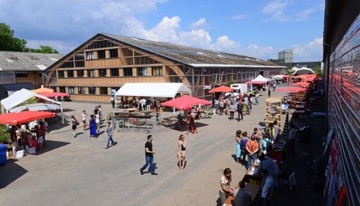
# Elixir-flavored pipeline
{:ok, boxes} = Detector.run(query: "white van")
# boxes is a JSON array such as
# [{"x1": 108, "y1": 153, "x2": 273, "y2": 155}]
[{"x1": 225, "y1": 84, "x2": 249, "y2": 97}]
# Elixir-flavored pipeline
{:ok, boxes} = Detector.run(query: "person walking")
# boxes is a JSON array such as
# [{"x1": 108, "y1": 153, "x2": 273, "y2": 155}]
[
  {"x1": 177, "y1": 134, "x2": 186, "y2": 170},
  {"x1": 111, "y1": 96, "x2": 115, "y2": 108},
  {"x1": 237, "y1": 100, "x2": 244, "y2": 121},
  {"x1": 235, "y1": 130, "x2": 242, "y2": 163},
  {"x1": 105, "y1": 122, "x2": 116, "y2": 149},
  {"x1": 89, "y1": 115, "x2": 97, "y2": 138},
  {"x1": 229, "y1": 101, "x2": 236, "y2": 120},
  {"x1": 81, "y1": 110, "x2": 87, "y2": 131},
  {"x1": 140, "y1": 135, "x2": 157, "y2": 175},
  {"x1": 70, "y1": 115, "x2": 78, "y2": 138}
]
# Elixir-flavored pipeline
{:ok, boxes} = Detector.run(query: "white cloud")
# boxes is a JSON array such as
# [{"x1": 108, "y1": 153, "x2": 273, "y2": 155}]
[
  {"x1": 190, "y1": 18, "x2": 207, "y2": 29},
  {"x1": 292, "y1": 37, "x2": 323, "y2": 61},
  {"x1": 262, "y1": 0, "x2": 291, "y2": 22}
]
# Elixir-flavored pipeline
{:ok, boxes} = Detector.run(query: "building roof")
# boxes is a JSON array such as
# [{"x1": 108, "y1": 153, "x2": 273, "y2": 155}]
[
  {"x1": 0, "y1": 51, "x2": 63, "y2": 71},
  {"x1": 115, "y1": 83, "x2": 191, "y2": 98},
  {"x1": 102, "y1": 33, "x2": 282, "y2": 68}
]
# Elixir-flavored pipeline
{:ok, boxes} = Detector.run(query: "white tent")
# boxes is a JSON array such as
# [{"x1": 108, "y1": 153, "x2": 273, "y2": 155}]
[
  {"x1": 115, "y1": 83, "x2": 191, "y2": 98},
  {"x1": 0, "y1": 88, "x2": 64, "y2": 123},
  {"x1": 251, "y1": 74, "x2": 272, "y2": 83},
  {"x1": 292, "y1": 67, "x2": 315, "y2": 75}
]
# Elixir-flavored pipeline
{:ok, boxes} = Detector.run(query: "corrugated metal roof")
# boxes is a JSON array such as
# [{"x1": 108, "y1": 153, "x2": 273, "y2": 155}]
[
  {"x1": 0, "y1": 51, "x2": 63, "y2": 71},
  {"x1": 102, "y1": 33, "x2": 281, "y2": 67}
]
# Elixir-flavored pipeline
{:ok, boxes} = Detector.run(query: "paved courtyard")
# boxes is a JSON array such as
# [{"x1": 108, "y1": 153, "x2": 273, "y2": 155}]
[{"x1": 0, "y1": 87, "x2": 319, "y2": 206}]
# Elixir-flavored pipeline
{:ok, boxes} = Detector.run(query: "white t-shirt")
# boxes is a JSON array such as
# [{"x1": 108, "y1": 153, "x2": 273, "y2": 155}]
[
  {"x1": 95, "y1": 114, "x2": 100, "y2": 124},
  {"x1": 219, "y1": 175, "x2": 230, "y2": 193}
]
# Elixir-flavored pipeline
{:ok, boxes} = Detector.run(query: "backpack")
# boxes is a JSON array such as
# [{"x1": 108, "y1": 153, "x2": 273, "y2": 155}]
[{"x1": 263, "y1": 138, "x2": 272, "y2": 152}]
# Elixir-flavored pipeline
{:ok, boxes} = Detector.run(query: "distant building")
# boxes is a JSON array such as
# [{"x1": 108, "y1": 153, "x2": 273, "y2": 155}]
[
  {"x1": 45, "y1": 33, "x2": 286, "y2": 102},
  {"x1": 278, "y1": 49, "x2": 293, "y2": 63},
  {"x1": 0, "y1": 51, "x2": 63, "y2": 96}
]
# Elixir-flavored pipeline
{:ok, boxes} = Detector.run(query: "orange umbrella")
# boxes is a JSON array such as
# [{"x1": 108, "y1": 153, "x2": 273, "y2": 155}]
[
  {"x1": 33, "y1": 87, "x2": 54, "y2": 94},
  {"x1": 208, "y1": 85, "x2": 234, "y2": 93},
  {"x1": 39, "y1": 92, "x2": 69, "y2": 98}
]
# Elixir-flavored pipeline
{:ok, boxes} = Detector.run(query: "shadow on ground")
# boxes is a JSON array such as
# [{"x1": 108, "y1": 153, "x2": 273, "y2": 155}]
[{"x1": 0, "y1": 159, "x2": 28, "y2": 188}]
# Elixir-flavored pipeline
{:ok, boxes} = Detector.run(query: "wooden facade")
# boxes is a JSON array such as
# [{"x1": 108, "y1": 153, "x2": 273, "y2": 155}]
[{"x1": 46, "y1": 33, "x2": 285, "y2": 102}]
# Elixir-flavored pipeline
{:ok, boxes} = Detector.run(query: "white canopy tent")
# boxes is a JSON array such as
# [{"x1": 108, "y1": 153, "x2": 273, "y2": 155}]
[
  {"x1": 115, "y1": 83, "x2": 191, "y2": 98},
  {"x1": 250, "y1": 74, "x2": 272, "y2": 83},
  {"x1": 115, "y1": 83, "x2": 191, "y2": 113},
  {"x1": 292, "y1": 67, "x2": 315, "y2": 75},
  {"x1": 0, "y1": 88, "x2": 64, "y2": 124}
]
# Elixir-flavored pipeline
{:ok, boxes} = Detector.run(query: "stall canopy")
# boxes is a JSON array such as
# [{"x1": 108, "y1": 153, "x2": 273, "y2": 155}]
[
  {"x1": 0, "y1": 111, "x2": 55, "y2": 126},
  {"x1": 161, "y1": 95, "x2": 211, "y2": 110},
  {"x1": 115, "y1": 83, "x2": 191, "y2": 98},
  {"x1": 247, "y1": 74, "x2": 272, "y2": 84},
  {"x1": 0, "y1": 88, "x2": 65, "y2": 123},
  {"x1": 208, "y1": 85, "x2": 234, "y2": 94}
]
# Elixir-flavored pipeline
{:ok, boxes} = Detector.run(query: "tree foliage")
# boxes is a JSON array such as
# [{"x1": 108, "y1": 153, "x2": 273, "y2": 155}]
[
  {"x1": 24, "y1": 46, "x2": 59, "y2": 54},
  {"x1": 0, "y1": 23, "x2": 59, "y2": 54},
  {"x1": 0, "y1": 23, "x2": 27, "y2": 51}
]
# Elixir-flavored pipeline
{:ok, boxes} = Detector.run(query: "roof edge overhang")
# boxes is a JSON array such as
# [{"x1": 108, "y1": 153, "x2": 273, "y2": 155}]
[{"x1": 189, "y1": 64, "x2": 287, "y2": 69}]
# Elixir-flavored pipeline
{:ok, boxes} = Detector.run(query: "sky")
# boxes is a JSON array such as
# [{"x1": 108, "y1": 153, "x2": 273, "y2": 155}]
[{"x1": 0, "y1": 0, "x2": 325, "y2": 62}]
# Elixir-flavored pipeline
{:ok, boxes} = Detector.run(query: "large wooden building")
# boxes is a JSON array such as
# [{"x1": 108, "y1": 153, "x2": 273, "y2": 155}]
[{"x1": 45, "y1": 33, "x2": 286, "y2": 102}]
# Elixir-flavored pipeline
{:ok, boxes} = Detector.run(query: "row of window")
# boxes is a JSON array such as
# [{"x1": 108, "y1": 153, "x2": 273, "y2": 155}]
[
  {"x1": 57, "y1": 67, "x2": 163, "y2": 78},
  {"x1": 86, "y1": 49, "x2": 118, "y2": 60},
  {"x1": 57, "y1": 86, "x2": 120, "y2": 95}
]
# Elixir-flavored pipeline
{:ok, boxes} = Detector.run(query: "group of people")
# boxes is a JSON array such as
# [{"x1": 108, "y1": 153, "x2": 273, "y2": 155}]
[
  {"x1": 217, "y1": 119, "x2": 284, "y2": 205},
  {"x1": 114, "y1": 96, "x2": 161, "y2": 112},
  {"x1": 9, "y1": 121, "x2": 47, "y2": 156},
  {"x1": 214, "y1": 92, "x2": 260, "y2": 121},
  {"x1": 234, "y1": 121, "x2": 281, "y2": 169},
  {"x1": 70, "y1": 105, "x2": 116, "y2": 149}
]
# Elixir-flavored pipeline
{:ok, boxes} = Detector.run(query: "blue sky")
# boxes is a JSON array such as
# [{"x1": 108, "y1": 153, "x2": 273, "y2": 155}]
[{"x1": 0, "y1": 0, "x2": 324, "y2": 62}]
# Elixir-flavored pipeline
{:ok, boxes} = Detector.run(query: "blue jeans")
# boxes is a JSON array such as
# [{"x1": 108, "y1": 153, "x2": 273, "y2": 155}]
[
  {"x1": 106, "y1": 134, "x2": 114, "y2": 148},
  {"x1": 247, "y1": 153, "x2": 258, "y2": 169},
  {"x1": 140, "y1": 155, "x2": 155, "y2": 174}
]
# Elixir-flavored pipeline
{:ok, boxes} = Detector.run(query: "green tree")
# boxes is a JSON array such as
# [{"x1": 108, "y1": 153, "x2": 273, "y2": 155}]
[
  {"x1": 0, "y1": 23, "x2": 27, "y2": 51},
  {"x1": 24, "y1": 45, "x2": 59, "y2": 54},
  {"x1": 314, "y1": 66, "x2": 324, "y2": 77}
]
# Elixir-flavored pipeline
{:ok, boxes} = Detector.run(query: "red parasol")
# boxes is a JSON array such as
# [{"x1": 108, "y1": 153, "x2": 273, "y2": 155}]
[
  {"x1": 275, "y1": 87, "x2": 307, "y2": 93},
  {"x1": 161, "y1": 95, "x2": 211, "y2": 110},
  {"x1": 208, "y1": 85, "x2": 234, "y2": 93},
  {"x1": 0, "y1": 111, "x2": 56, "y2": 126},
  {"x1": 39, "y1": 92, "x2": 70, "y2": 98}
]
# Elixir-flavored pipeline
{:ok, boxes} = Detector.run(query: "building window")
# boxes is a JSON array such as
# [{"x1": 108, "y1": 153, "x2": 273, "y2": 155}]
[
  {"x1": 110, "y1": 68, "x2": 119, "y2": 77},
  {"x1": 15, "y1": 71, "x2": 28, "y2": 77},
  {"x1": 100, "y1": 87, "x2": 108, "y2": 95},
  {"x1": 151, "y1": 66, "x2": 163, "y2": 76},
  {"x1": 78, "y1": 86, "x2": 85, "y2": 94},
  {"x1": 86, "y1": 52, "x2": 94, "y2": 60},
  {"x1": 111, "y1": 87, "x2": 120, "y2": 96},
  {"x1": 68, "y1": 87, "x2": 75, "y2": 94},
  {"x1": 137, "y1": 67, "x2": 147, "y2": 76},
  {"x1": 59, "y1": 87, "x2": 66, "y2": 93},
  {"x1": 88, "y1": 86, "x2": 96, "y2": 94},
  {"x1": 88, "y1": 69, "x2": 95, "y2": 77},
  {"x1": 97, "y1": 50, "x2": 106, "y2": 59},
  {"x1": 123, "y1": 68, "x2": 133, "y2": 76},
  {"x1": 98, "y1": 69, "x2": 107, "y2": 77},
  {"x1": 67, "y1": 70, "x2": 74, "y2": 77},
  {"x1": 58, "y1": 71, "x2": 65, "y2": 78},
  {"x1": 110, "y1": 49, "x2": 118, "y2": 58},
  {"x1": 77, "y1": 70, "x2": 84, "y2": 78}
]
